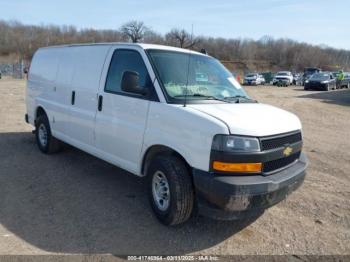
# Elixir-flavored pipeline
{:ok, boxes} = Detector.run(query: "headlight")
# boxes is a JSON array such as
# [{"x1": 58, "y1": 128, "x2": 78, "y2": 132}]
[
  {"x1": 321, "y1": 81, "x2": 328, "y2": 84},
  {"x1": 305, "y1": 80, "x2": 309, "y2": 83},
  {"x1": 212, "y1": 135, "x2": 260, "y2": 152}
]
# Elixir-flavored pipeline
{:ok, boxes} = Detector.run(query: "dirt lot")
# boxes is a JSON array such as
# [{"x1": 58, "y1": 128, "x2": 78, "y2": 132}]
[{"x1": 0, "y1": 78, "x2": 349, "y2": 256}]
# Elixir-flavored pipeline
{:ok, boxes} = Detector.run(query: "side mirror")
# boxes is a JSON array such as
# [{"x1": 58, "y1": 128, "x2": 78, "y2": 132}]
[{"x1": 121, "y1": 71, "x2": 148, "y2": 96}]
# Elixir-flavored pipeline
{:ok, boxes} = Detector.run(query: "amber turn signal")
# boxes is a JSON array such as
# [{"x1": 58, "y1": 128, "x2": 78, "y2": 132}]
[{"x1": 213, "y1": 161, "x2": 262, "y2": 172}]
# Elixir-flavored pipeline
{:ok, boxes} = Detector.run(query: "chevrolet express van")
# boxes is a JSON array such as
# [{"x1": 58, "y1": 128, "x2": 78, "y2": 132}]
[{"x1": 25, "y1": 43, "x2": 307, "y2": 225}]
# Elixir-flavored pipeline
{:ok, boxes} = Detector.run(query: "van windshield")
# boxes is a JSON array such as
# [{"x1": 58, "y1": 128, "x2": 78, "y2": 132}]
[{"x1": 147, "y1": 49, "x2": 249, "y2": 103}]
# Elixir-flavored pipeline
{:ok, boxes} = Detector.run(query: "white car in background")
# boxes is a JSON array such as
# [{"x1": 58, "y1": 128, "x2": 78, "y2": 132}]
[
  {"x1": 273, "y1": 71, "x2": 294, "y2": 86},
  {"x1": 244, "y1": 73, "x2": 265, "y2": 85}
]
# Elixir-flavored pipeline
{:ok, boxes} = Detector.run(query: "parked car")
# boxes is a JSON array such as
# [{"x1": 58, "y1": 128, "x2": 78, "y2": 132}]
[
  {"x1": 272, "y1": 71, "x2": 294, "y2": 86},
  {"x1": 243, "y1": 73, "x2": 265, "y2": 85},
  {"x1": 331, "y1": 71, "x2": 340, "y2": 79},
  {"x1": 339, "y1": 73, "x2": 350, "y2": 89},
  {"x1": 304, "y1": 72, "x2": 336, "y2": 91},
  {"x1": 302, "y1": 67, "x2": 321, "y2": 85},
  {"x1": 293, "y1": 73, "x2": 302, "y2": 85},
  {"x1": 259, "y1": 74, "x2": 266, "y2": 85},
  {"x1": 26, "y1": 43, "x2": 307, "y2": 225},
  {"x1": 260, "y1": 72, "x2": 274, "y2": 84}
]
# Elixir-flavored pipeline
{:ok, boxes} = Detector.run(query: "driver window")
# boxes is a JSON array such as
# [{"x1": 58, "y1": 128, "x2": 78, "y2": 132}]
[{"x1": 105, "y1": 49, "x2": 152, "y2": 94}]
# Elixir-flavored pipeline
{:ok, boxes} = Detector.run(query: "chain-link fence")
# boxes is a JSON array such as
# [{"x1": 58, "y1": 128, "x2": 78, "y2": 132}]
[{"x1": 0, "y1": 61, "x2": 26, "y2": 79}]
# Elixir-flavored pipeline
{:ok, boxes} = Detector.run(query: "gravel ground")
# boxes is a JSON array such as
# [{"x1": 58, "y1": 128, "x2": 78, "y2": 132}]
[{"x1": 0, "y1": 78, "x2": 349, "y2": 255}]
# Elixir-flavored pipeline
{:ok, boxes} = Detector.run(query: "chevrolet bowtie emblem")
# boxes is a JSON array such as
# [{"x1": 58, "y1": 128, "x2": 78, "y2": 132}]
[{"x1": 283, "y1": 146, "x2": 293, "y2": 157}]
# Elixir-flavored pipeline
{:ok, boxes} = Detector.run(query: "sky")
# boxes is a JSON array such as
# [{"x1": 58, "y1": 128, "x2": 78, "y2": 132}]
[{"x1": 1, "y1": 0, "x2": 349, "y2": 50}]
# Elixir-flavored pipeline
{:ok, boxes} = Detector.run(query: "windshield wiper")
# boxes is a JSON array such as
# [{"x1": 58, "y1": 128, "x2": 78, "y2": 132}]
[
  {"x1": 174, "y1": 94, "x2": 229, "y2": 103},
  {"x1": 223, "y1": 95, "x2": 258, "y2": 103}
]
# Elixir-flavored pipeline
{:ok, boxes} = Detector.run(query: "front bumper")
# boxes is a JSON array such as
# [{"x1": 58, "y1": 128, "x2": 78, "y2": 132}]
[
  {"x1": 192, "y1": 153, "x2": 307, "y2": 220},
  {"x1": 304, "y1": 82, "x2": 328, "y2": 90},
  {"x1": 244, "y1": 80, "x2": 257, "y2": 85},
  {"x1": 273, "y1": 79, "x2": 290, "y2": 85}
]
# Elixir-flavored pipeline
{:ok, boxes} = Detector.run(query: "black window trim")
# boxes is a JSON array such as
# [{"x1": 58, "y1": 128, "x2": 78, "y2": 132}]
[{"x1": 103, "y1": 48, "x2": 159, "y2": 102}]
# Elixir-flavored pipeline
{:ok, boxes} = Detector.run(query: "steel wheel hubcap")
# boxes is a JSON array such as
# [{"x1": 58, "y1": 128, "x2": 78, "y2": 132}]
[
  {"x1": 152, "y1": 171, "x2": 170, "y2": 211},
  {"x1": 38, "y1": 124, "x2": 48, "y2": 147}
]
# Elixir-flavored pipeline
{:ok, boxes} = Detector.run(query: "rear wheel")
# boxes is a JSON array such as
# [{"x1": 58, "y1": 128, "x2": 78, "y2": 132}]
[
  {"x1": 147, "y1": 155, "x2": 194, "y2": 226},
  {"x1": 35, "y1": 114, "x2": 62, "y2": 154}
]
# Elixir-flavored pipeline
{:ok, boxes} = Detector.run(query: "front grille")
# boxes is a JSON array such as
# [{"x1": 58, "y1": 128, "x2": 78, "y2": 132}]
[
  {"x1": 309, "y1": 81, "x2": 322, "y2": 87},
  {"x1": 263, "y1": 152, "x2": 300, "y2": 173},
  {"x1": 260, "y1": 132, "x2": 302, "y2": 151}
]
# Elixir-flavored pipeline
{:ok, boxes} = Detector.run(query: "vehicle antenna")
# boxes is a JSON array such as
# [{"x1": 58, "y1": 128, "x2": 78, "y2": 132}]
[{"x1": 184, "y1": 24, "x2": 194, "y2": 107}]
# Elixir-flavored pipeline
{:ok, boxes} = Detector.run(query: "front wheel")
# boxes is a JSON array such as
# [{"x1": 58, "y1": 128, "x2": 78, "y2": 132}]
[{"x1": 147, "y1": 155, "x2": 194, "y2": 226}]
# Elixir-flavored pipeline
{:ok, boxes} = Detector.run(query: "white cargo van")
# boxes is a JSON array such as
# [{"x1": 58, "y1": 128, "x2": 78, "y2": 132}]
[{"x1": 25, "y1": 43, "x2": 307, "y2": 225}]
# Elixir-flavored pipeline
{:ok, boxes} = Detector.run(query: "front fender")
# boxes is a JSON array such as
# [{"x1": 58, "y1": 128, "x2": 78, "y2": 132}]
[{"x1": 141, "y1": 103, "x2": 229, "y2": 173}]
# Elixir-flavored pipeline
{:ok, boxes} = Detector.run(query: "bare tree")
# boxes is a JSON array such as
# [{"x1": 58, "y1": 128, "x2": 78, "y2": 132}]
[
  {"x1": 0, "y1": 19, "x2": 349, "y2": 72},
  {"x1": 120, "y1": 21, "x2": 148, "y2": 43},
  {"x1": 143, "y1": 29, "x2": 164, "y2": 44},
  {"x1": 165, "y1": 28, "x2": 199, "y2": 48}
]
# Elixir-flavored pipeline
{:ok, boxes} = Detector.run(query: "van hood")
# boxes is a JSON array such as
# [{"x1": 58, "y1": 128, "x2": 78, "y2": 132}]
[{"x1": 188, "y1": 103, "x2": 301, "y2": 137}]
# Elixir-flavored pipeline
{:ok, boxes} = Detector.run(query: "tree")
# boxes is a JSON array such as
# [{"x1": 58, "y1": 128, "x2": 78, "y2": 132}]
[
  {"x1": 120, "y1": 21, "x2": 148, "y2": 43},
  {"x1": 165, "y1": 28, "x2": 199, "y2": 48},
  {"x1": 143, "y1": 29, "x2": 164, "y2": 44},
  {"x1": 0, "y1": 19, "x2": 350, "y2": 72}
]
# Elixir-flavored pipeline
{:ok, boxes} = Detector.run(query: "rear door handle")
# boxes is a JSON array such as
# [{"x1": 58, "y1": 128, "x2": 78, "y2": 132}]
[
  {"x1": 71, "y1": 91, "x2": 75, "y2": 105},
  {"x1": 98, "y1": 95, "x2": 103, "y2": 111}
]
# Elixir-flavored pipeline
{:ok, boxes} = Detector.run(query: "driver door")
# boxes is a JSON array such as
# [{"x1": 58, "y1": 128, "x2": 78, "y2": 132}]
[{"x1": 94, "y1": 48, "x2": 156, "y2": 174}]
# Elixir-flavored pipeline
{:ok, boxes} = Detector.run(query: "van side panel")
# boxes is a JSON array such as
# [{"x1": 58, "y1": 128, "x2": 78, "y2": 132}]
[
  {"x1": 27, "y1": 45, "x2": 112, "y2": 152},
  {"x1": 27, "y1": 48, "x2": 60, "y2": 125}
]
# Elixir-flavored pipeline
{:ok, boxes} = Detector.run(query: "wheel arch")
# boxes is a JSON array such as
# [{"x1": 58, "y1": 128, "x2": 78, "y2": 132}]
[
  {"x1": 35, "y1": 106, "x2": 47, "y2": 122},
  {"x1": 141, "y1": 144, "x2": 191, "y2": 176}
]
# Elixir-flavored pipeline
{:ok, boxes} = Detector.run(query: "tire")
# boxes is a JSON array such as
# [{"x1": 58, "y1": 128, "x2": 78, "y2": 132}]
[
  {"x1": 147, "y1": 155, "x2": 194, "y2": 226},
  {"x1": 35, "y1": 114, "x2": 62, "y2": 154}
]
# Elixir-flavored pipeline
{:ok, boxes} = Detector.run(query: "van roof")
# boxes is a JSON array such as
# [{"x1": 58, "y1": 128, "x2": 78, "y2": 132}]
[{"x1": 39, "y1": 42, "x2": 206, "y2": 56}]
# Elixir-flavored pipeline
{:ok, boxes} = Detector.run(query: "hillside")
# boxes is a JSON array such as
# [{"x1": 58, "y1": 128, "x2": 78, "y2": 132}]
[{"x1": 0, "y1": 20, "x2": 349, "y2": 74}]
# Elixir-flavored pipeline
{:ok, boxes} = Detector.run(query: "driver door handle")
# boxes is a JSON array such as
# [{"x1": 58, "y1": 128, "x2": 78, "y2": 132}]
[
  {"x1": 71, "y1": 91, "x2": 75, "y2": 105},
  {"x1": 98, "y1": 95, "x2": 103, "y2": 111}
]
